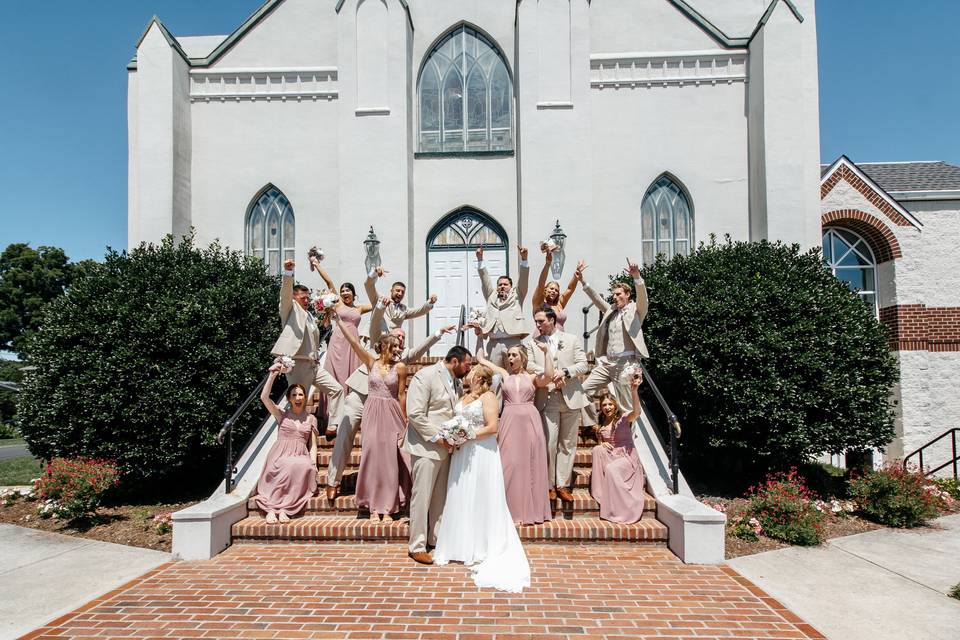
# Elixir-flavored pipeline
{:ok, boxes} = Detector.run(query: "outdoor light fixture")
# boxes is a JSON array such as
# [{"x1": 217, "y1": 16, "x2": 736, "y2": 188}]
[
  {"x1": 549, "y1": 220, "x2": 567, "y2": 279},
  {"x1": 364, "y1": 226, "x2": 382, "y2": 274}
]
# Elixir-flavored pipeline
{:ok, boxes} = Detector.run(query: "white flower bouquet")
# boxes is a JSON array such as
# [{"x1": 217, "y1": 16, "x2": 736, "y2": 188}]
[
  {"x1": 312, "y1": 292, "x2": 338, "y2": 315},
  {"x1": 308, "y1": 246, "x2": 325, "y2": 270},
  {"x1": 619, "y1": 362, "x2": 642, "y2": 385},
  {"x1": 439, "y1": 415, "x2": 476, "y2": 446},
  {"x1": 273, "y1": 356, "x2": 296, "y2": 374},
  {"x1": 468, "y1": 307, "x2": 486, "y2": 326},
  {"x1": 539, "y1": 239, "x2": 558, "y2": 253}
]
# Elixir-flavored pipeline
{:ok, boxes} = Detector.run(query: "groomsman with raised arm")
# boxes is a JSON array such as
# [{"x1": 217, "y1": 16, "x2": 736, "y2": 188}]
[
  {"x1": 475, "y1": 244, "x2": 530, "y2": 368},
  {"x1": 271, "y1": 257, "x2": 345, "y2": 428},
  {"x1": 525, "y1": 307, "x2": 589, "y2": 503},
  {"x1": 325, "y1": 298, "x2": 455, "y2": 501},
  {"x1": 365, "y1": 266, "x2": 437, "y2": 335},
  {"x1": 579, "y1": 259, "x2": 648, "y2": 412}
]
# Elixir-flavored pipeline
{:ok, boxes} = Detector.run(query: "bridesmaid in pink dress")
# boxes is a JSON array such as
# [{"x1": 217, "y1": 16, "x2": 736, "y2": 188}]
[
  {"x1": 316, "y1": 265, "x2": 373, "y2": 436},
  {"x1": 531, "y1": 244, "x2": 586, "y2": 337},
  {"x1": 591, "y1": 373, "x2": 647, "y2": 524},
  {"x1": 255, "y1": 366, "x2": 319, "y2": 524},
  {"x1": 477, "y1": 343, "x2": 554, "y2": 525},
  {"x1": 332, "y1": 313, "x2": 410, "y2": 518}
]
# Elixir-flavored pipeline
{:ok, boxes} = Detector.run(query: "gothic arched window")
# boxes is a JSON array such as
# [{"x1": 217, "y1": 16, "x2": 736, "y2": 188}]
[
  {"x1": 640, "y1": 175, "x2": 693, "y2": 265},
  {"x1": 418, "y1": 25, "x2": 513, "y2": 153},
  {"x1": 246, "y1": 187, "x2": 295, "y2": 274},
  {"x1": 822, "y1": 227, "x2": 878, "y2": 314}
]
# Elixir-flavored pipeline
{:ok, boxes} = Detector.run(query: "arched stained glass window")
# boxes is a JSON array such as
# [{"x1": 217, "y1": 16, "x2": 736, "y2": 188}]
[
  {"x1": 418, "y1": 25, "x2": 513, "y2": 153},
  {"x1": 822, "y1": 228, "x2": 878, "y2": 314},
  {"x1": 428, "y1": 209, "x2": 507, "y2": 249},
  {"x1": 245, "y1": 187, "x2": 295, "y2": 274},
  {"x1": 640, "y1": 175, "x2": 693, "y2": 265}
]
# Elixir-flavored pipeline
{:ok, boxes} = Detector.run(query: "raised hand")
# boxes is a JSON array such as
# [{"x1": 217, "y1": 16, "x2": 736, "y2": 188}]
[
  {"x1": 626, "y1": 258, "x2": 641, "y2": 279},
  {"x1": 268, "y1": 363, "x2": 283, "y2": 375},
  {"x1": 475, "y1": 245, "x2": 484, "y2": 262},
  {"x1": 374, "y1": 266, "x2": 387, "y2": 277},
  {"x1": 284, "y1": 258, "x2": 295, "y2": 271},
  {"x1": 630, "y1": 371, "x2": 643, "y2": 388},
  {"x1": 518, "y1": 245, "x2": 529, "y2": 261},
  {"x1": 439, "y1": 324, "x2": 456, "y2": 334},
  {"x1": 379, "y1": 295, "x2": 390, "y2": 307},
  {"x1": 428, "y1": 293, "x2": 438, "y2": 304},
  {"x1": 535, "y1": 340, "x2": 549, "y2": 354}
]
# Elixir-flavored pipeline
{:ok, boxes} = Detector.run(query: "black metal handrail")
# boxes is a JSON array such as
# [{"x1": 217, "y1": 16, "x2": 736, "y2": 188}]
[
  {"x1": 217, "y1": 372, "x2": 271, "y2": 493},
  {"x1": 581, "y1": 305, "x2": 682, "y2": 494},
  {"x1": 455, "y1": 304, "x2": 467, "y2": 348},
  {"x1": 904, "y1": 428, "x2": 959, "y2": 479}
]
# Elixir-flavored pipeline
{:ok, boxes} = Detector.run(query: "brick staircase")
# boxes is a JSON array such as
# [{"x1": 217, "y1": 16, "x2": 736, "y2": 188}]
[{"x1": 232, "y1": 429, "x2": 670, "y2": 545}]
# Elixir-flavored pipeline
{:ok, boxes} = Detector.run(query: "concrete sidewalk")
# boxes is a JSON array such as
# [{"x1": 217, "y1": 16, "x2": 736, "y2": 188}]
[
  {"x1": 0, "y1": 524, "x2": 171, "y2": 640},
  {"x1": 728, "y1": 513, "x2": 960, "y2": 640}
]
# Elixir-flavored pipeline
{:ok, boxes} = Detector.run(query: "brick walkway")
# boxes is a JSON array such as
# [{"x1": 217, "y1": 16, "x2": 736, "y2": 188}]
[{"x1": 20, "y1": 543, "x2": 824, "y2": 640}]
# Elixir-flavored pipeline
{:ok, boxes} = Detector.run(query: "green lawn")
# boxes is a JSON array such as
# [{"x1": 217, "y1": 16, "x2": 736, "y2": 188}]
[
  {"x1": 0, "y1": 437, "x2": 25, "y2": 447},
  {"x1": 0, "y1": 456, "x2": 41, "y2": 486}
]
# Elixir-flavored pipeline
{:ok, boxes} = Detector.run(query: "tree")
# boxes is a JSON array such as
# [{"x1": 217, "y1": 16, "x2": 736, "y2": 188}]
[
  {"x1": 0, "y1": 358, "x2": 23, "y2": 432},
  {"x1": 612, "y1": 238, "x2": 898, "y2": 478},
  {"x1": 17, "y1": 234, "x2": 281, "y2": 493},
  {"x1": 0, "y1": 243, "x2": 81, "y2": 356}
]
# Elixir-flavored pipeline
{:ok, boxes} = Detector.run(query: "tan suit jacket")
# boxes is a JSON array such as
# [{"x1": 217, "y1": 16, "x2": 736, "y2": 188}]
[
  {"x1": 525, "y1": 330, "x2": 590, "y2": 410},
  {"x1": 271, "y1": 274, "x2": 318, "y2": 358},
  {"x1": 403, "y1": 362, "x2": 458, "y2": 460},
  {"x1": 479, "y1": 263, "x2": 530, "y2": 338},
  {"x1": 583, "y1": 279, "x2": 650, "y2": 358},
  {"x1": 345, "y1": 305, "x2": 440, "y2": 395},
  {"x1": 365, "y1": 273, "x2": 434, "y2": 334}
]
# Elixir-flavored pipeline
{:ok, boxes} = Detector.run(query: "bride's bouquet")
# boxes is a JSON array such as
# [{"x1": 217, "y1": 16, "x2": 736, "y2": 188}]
[
  {"x1": 439, "y1": 415, "x2": 476, "y2": 446},
  {"x1": 273, "y1": 356, "x2": 296, "y2": 374},
  {"x1": 619, "y1": 362, "x2": 642, "y2": 385},
  {"x1": 311, "y1": 292, "x2": 338, "y2": 315},
  {"x1": 539, "y1": 239, "x2": 558, "y2": 253}
]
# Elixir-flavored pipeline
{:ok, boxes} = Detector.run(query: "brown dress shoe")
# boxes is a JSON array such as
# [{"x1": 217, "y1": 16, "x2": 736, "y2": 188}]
[
  {"x1": 548, "y1": 489, "x2": 557, "y2": 501},
  {"x1": 325, "y1": 485, "x2": 338, "y2": 501},
  {"x1": 408, "y1": 551, "x2": 434, "y2": 565},
  {"x1": 556, "y1": 487, "x2": 575, "y2": 502}
]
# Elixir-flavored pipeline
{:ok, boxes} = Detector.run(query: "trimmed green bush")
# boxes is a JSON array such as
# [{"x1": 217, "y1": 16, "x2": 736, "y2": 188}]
[
  {"x1": 16, "y1": 234, "x2": 279, "y2": 493},
  {"x1": 849, "y1": 463, "x2": 939, "y2": 528},
  {"x1": 615, "y1": 238, "x2": 898, "y2": 475}
]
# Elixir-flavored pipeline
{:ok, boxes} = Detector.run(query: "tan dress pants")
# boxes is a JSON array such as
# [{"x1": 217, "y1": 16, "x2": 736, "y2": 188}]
[
  {"x1": 542, "y1": 390, "x2": 581, "y2": 489},
  {"x1": 407, "y1": 454, "x2": 450, "y2": 553},
  {"x1": 325, "y1": 389, "x2": 365, "y2": 487}
]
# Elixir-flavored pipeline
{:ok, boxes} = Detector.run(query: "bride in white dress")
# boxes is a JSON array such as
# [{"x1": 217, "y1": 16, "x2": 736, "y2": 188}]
[{"x1": 433, "y1": 365, "x2": 531, "y2": 593}]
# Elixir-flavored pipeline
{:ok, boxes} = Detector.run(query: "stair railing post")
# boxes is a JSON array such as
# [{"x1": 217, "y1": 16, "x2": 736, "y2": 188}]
[
  {"x1": 953, "y1": 430, "x2": 958, "y2": 480},
  {"x1": 223, "y1": 420, "x2": 234, "y2": 494}
]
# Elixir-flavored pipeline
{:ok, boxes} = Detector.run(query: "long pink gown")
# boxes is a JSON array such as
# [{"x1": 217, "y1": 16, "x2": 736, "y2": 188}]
[
  {"x1": 255, "y1": 410, "x2": 318, "y2": 517},
  {"x1": 497, "y1": 373, "x2": 551, "y2": 524},
  {"x1": 532, "y1": 305, "x2": 567, "y2": 338},
  {"x1": 591, "y1": 416, "x2": 646, "y2": 523},
  {"x1": 324, "y1": 305, "x2": 362, "y2": 385},
  {"x1": 354, "y1": 365, "x2": 412, "y2": 515}
]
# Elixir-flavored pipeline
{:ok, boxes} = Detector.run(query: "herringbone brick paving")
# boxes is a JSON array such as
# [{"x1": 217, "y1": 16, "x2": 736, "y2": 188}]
[{"x1": 20, "y1": 543, "x2": 824, "y2": 640}]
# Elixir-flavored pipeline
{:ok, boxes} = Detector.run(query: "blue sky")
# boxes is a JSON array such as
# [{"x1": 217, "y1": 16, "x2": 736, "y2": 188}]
[{"x1": 0, "y1": 0, "x2": 957, "y2": 263}]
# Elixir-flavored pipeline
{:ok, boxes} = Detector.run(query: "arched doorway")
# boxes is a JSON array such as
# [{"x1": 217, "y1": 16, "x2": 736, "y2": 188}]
[{"x1": 426, "y1": 208, "x2": 508, "y2": 354}]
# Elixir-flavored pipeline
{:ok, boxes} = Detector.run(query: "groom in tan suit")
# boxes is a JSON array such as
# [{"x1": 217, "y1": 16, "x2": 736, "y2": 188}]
[
  {"x1": 475, "y1": 245, "x2": 530, "y2": 368},
  {"x1": 580, "y1": 260, "x2": 648, "y2": 411},
  {"x1": 526, "y1": 308, "x2": 589, "y2": 502},
  {"x1": 403, "y1": 345, "x2": 473, "y2": 564},
  {"x1": 271, "y1": 258, "x2": 344, "y2": 427}
]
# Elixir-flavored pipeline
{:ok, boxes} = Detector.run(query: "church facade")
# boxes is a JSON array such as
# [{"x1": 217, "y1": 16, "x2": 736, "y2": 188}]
[
  {"x1": 127, "y1": 0, "x2": 821, "y2": 350},
  {"x1": 128, "y1": 1, "x2": 960, "y2": 470}
]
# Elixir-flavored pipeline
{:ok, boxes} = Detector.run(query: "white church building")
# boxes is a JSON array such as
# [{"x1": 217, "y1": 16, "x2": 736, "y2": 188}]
[{"x1": 126, "y1": 0, "x2": 960, "y2": 471}]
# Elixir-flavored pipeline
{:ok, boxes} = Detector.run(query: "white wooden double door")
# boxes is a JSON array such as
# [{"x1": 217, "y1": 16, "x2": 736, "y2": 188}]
[{"x1": 427, "y1": 249, "x2": 507, "y2": 355}]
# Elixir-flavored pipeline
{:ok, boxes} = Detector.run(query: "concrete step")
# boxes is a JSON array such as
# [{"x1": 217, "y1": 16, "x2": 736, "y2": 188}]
[
  {"x1": 231, "y1": 514, "x2": 668, "y2": 544},
  {"x1": 316, "y1": 446, "x2": 602, "y2": 469},
  {"x1": 247, "y1": 488, "x2": 656, "y2": 517}
]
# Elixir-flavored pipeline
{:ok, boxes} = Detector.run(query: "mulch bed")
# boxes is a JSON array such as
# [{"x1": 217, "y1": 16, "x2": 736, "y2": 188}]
[
  {"x1": 701, "y1": 495, "x2": 887, "y2": 559},
  {"x1": 0, "y1": 498, "x2": 194, "y2": 552}
]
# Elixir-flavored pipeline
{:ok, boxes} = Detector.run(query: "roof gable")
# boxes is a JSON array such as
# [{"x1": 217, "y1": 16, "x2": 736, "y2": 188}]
[{"x1": 820, "y1": 156, "x2": 923, "y2": 229}]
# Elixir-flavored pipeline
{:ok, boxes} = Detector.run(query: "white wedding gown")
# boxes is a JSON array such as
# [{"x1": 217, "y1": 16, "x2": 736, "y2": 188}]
[{"x1": 433, "y1": 398, "x2": 531, "y2": 593}]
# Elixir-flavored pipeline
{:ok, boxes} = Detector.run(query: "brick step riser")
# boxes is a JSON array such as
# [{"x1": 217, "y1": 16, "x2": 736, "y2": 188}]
[
  {"x1": 316, "y1": 449, "x2": 602, "y2": 467},
  {"x1": 320, "y1": 435, "x2": 603, "y2": 450},
  {"x1": 314, "y1": 470, "x2": 596, "y2": 488}
]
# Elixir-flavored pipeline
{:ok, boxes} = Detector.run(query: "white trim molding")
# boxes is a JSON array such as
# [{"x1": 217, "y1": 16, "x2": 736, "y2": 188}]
[
  {"x1": 189, "y1": 67, "x2": 338, "y2": 102},
  {"x1": 590, "y1": 49, "x2": 747, "y2": 89}
]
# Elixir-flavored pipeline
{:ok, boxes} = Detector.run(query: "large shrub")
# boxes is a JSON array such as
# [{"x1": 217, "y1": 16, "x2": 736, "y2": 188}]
[
  {"x1": 35, "y1": 457, "x2": 120, "y2": 519},
  {"x1": 621, "y1": 238, "x2": 898, "y2": 475},
  {"x1": 746, "y1": 468, "x2": 825, "y2": 545},
  {"x1": 849, "y1": 463, "x2": 939, "y2": 527},
  {"x1": 17, "y1": 234, "x2": 279, "y2": 492}
]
